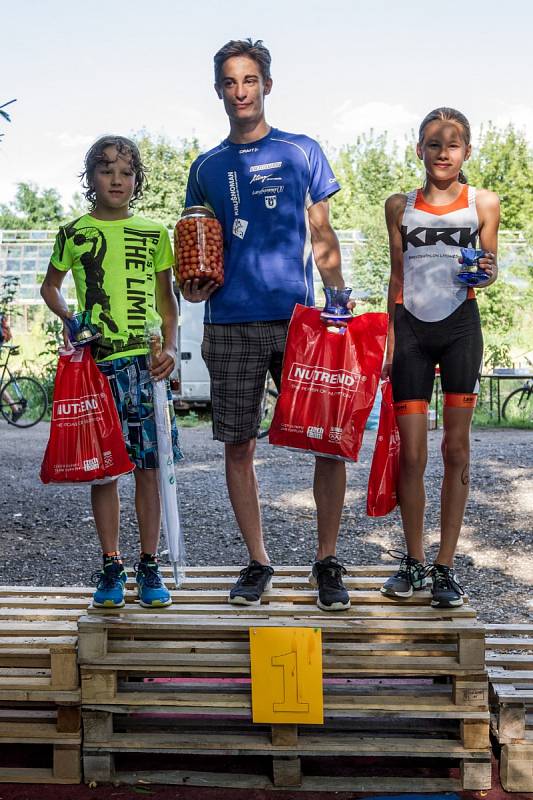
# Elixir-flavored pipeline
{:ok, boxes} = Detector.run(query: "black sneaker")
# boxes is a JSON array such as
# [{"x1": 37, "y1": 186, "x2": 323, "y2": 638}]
[
  {"x1": 309, "y1": 556, "x2": 350, "y2": 611},
  {"x1": 228, "y1": 561, "x2": 274, "y2": 606},
  {"x1": 380, "y1": 549, "x2": 428, "y2": 599},
  {"x1": 427, "y1": 563, "x2": 464, "y2": 608}
]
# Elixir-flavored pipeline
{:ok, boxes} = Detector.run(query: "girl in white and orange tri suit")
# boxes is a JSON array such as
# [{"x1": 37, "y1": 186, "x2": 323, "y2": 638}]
[{"x1": 380, "y1": 107, "x2": 500, "y2": 608}]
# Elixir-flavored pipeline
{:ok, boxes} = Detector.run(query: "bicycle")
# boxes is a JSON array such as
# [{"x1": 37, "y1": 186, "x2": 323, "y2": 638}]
[
  {"x1": 501, "y1": 378, "x2": 533, "y2": 424},
  {"x1": 0, "y1": 344, "x2": 48, "y2": 428},
  {"x1": 257, "y1": 373, "x2": 279, "y2": 440}
]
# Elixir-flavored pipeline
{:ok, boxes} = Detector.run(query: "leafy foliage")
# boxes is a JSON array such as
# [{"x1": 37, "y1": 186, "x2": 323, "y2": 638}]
[
  {"x1": 0, "y1": 276, "x2": 20, "y2": 316},
  {"x1": 133, "y1": 133, "x2": 200, "y2": 228},
  {"x1": 0, "y1": 182, "x2": 64, "y2": 229}
]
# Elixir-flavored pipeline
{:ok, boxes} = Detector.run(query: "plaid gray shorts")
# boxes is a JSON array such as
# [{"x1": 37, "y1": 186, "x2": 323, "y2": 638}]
[{"x1": 201, "y1": 321, "x2": 289, "y2": 444}]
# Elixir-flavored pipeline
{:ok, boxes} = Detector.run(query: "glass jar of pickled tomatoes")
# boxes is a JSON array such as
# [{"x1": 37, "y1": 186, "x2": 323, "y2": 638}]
[{"x1": 174, "y1": 206, "x2": 224, "y2": 288}]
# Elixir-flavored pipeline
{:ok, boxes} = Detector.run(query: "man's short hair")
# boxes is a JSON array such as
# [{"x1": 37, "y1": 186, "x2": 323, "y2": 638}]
[{"x1": 214, "y1": 38, "x2": 271, "y2": 86}]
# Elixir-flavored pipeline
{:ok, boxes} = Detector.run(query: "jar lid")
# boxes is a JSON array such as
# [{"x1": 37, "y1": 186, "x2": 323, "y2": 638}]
[{"x1": 180, "y1": 205, "x2": 215, "y2": 219}]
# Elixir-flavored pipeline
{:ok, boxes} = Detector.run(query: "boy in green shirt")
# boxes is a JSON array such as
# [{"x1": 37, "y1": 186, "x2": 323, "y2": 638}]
[{"x1": 41, "y1": 135, "x2": 181, "y2": 609}]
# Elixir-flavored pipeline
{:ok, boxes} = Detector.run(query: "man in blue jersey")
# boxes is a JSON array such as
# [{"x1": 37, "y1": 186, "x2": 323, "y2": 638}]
[{"x1": 183, "y1": 38, "x2": 351, "y2": 611}]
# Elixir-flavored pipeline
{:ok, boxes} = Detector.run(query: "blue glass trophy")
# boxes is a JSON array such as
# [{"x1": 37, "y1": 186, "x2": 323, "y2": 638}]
[
  {"x1": 457, "y1": 248, "x2": 490, "y2": 286},
  {"x1": 65, "y1": 311, "x2": 101, "y2": 348},
  {"x1": 320, "y1": 286, "x2": 353, "y2": 323}
]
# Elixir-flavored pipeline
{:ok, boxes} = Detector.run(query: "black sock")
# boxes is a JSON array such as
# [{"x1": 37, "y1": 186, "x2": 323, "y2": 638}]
[
  {"x1": 103, "y1": 551, "x2": 123, "y2": 566},
  {"x1": 140, "y1": 552, "x2": 157, "y2": 564}
]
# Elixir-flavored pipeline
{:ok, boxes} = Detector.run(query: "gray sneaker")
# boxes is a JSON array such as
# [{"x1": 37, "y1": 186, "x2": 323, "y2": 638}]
[
  {"x1": 427, "y1": 563, "x2": 464, "y2": 608},
  {"x1": 380, "y1": 550, "x2": 428, "y2": 599}
]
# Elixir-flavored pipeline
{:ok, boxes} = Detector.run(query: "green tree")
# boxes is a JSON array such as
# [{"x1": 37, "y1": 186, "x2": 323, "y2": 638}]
[
  {"x1": 0, "y1": 182, "x2": 64, "y2": 229},
  {"x1": 133, "y1": 132, "x2": 200, "y2": 228},
  {"x1": 467, "y1": 124, "x2": 533, "y2": 230}
]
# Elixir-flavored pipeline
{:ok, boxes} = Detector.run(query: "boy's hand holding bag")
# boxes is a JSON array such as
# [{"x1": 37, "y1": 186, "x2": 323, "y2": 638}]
[
  {"x1": 40, "y1": 347, "x2": 134, "y2": 484},
  {"x1": 269, "y1": 305, "x2": 388, "y2": 461}
]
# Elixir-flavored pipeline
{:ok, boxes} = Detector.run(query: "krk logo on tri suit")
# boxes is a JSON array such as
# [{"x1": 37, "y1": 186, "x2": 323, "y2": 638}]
[{"x1": 401, "y1": 225, "x2": 477, "y2": 251}]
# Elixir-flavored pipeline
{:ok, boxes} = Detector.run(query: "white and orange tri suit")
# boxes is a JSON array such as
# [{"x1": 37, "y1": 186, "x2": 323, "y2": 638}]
[{"x1": 392, "y1": 184, "x2": 483, "y2": 415}]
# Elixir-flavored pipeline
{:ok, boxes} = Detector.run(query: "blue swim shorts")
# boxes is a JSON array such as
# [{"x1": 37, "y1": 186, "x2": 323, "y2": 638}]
[{"x1": 97, "y1": 354, "x2": 183, "y2": 470}]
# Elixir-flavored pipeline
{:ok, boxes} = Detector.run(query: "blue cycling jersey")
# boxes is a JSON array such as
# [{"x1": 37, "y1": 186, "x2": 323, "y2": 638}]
[{"x1": 185, "y1": 127, "x2": 340, "y2": 323}]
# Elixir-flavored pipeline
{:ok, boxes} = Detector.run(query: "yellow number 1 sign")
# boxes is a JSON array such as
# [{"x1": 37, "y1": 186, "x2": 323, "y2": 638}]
[{"x1": 249, "y1": 627, "x2": 323, "y2": 724}]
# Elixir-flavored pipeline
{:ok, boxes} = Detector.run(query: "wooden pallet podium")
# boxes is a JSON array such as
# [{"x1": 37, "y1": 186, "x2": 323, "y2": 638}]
[
  {"x1": 0, "y1": 586, "x2": 89, "y2": 783},
  {"x1": 77, "y1": 565, "x2": 492, "y2": 791},
  {"x1": 487, "y1": 623, "x2": 533, "y2": 792}
]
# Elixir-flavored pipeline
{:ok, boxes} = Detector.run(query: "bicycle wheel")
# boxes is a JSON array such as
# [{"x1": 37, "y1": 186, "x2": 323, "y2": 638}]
[
  {"x1": 257, "y1": 381, "x2": 279, "y2": 440},
  {"x1": 501, "y1": 387, "x2": 533, "y2": 424},
  {"x1": 0, "y1": 376, "x2": 48, "y2": 428}
]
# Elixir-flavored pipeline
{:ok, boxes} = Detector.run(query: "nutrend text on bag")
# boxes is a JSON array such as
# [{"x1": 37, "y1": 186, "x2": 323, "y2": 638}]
[
  {"x1": 52, "y1": 393, "x2": 103, "y2": 425},
  {"x1": 288, "y1": 363, "x2": 366, "y2": 394}
]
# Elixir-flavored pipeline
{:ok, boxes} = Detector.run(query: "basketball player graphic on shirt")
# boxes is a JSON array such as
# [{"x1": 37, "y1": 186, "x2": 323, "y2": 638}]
[{"x1": 70, "y1": 227, "x2": 119, "y2": 334}]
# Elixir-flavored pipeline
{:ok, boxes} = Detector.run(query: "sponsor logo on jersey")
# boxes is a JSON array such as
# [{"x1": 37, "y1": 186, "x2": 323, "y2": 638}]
[
  {"x1": 401, "y1": 225, "x2": 477, "y2": 251},
  {"x1": 227, "y1": 170, "x2": 240, "y2": 216},
  {"x1": 83, "y1": 457, "x2": 100, "y2": 471},
  {"x1": 328, "y1": 177, "x2": 338, "y2": 183},
  {"x1": 265, "y1": 196, "x2": 277, "y2": 209},
  {"x1": 307, "y1": 426, "x2": 324, "y2": 440},
  {"x1": 232, "y1": 218, "x2": 248, "y2": 239},
  {"x1": 238, "y1": 147, "x2": 259, "y2": 153},
  {"x1": 288, "y1": 363, "x2": 365, "y2": 391},
  {"x1": 249, "y1": 161, "x2": 283, "y2": 173},
  {"x1": 250, "y1": 173, "x2": 283, "y2": 185},
  {"x1": 252, "y1": 185, "x2": 285, "y2": 197}
]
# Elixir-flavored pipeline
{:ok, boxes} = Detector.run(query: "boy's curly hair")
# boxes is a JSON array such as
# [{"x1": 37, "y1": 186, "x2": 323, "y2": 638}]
[{"x1": 80, "y1": 135, "x2": 148, "y2": 208}]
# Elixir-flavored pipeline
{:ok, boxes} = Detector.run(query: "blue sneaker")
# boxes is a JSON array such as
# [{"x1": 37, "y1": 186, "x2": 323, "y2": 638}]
[
  {"x1": 135, "y1": 560, "x2": 172, "y2": 608},
  {"x1": 92, "y1": 560, "x2": 127, "y2": 608}
]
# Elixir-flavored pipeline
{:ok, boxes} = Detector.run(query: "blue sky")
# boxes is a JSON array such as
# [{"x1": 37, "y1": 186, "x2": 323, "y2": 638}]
[{"x1": 1, "y1": 0, "x2": 532, "y2": 206}]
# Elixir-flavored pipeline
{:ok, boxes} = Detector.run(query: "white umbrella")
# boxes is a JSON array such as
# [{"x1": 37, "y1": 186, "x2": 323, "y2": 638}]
[{"x1": 149, "y1": 331, "x2": 186, "y2": 588}]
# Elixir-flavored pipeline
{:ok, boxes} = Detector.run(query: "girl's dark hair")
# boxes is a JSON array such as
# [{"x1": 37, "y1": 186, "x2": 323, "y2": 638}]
[
  {"x1": 214, "y1": 38, "x2": 271, "y2": 86},
  {"x1": 419, "y1": 107, "x2": 471, "y2": 184},
  {"x1": 81, "y1": 135, "x2": 147, "y2": 208}
]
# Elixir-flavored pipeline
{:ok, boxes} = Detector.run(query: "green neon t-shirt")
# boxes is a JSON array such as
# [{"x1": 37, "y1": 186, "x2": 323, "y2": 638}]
[{"x1": 51, "y1": 214, "x2": 174, "y2": 361}]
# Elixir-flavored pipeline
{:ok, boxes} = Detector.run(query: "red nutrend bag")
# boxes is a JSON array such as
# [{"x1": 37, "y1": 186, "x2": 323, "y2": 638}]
[
  {"x1": 269, "y1": 305, "x2": 388, "y2": 461},
  {"x1": 40, "y1": 348, "x2": 134, "y2": 484},
  {"x1": 366, "y1": 380, "x2": 400, "y2": 516}
]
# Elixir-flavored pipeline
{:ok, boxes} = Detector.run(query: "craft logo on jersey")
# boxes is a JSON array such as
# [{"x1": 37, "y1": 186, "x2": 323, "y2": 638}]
[
  {"x1": 53, "y1": 394, "x2": 102, "y2": 421},
  {"x1": 232, "y1": 218, "x2": 249, "y2": 239},
  {"x1": 265, "y1": 196, "x2": 277, "y2": 209},
  {"x1": 288, "y1": 362, "x2": 364, "y2": 391},
  {"x1": 401, "y1": 225, "x2": 477, "y2": 251}
]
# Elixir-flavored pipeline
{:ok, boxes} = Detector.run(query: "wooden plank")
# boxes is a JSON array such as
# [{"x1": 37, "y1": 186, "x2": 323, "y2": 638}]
[
  {"x1": 500, "y1": 743, "x2": 533, "y2": 792},
  {"x1": 85, "y1": 601, "x2": 476, "y2": 619},
  {"x1": 77, "y1": 612, "x2": 481, "y2": 637},
  {"x1": 80, "y1": 767, "x2": 462, "y2": 791},
  {"x1": 273, "y1": 756, "x2": 301, "y2": 787},
  {"x1": 82, "y1": 731, "x2": 490, "y2": 757},
  {"x1": 461, "y1": 719, "x2": 490, "y2": 749},
  {"x1": 486, "y1": 637, "x2": 533, "y2": 650},
  {"x1": 271, "y1": 724, "x2": 298, "y2": 746},
  {"x1": 461, "y1": 757, "x2": 492, "y2": 790}
]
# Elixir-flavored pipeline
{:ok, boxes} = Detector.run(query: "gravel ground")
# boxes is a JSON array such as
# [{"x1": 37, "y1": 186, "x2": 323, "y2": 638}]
[{"x1": 0, "y1": 419, "x2": 532, "y2": 623}]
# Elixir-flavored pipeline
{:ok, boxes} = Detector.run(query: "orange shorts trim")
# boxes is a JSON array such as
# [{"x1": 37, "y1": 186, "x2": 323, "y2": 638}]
[
  {"x1": 394, "y1": 399, "x2": 429, "y2": 416},
  {"x1": 444, "y1": 393, "x2": 478, "y2": 409}
]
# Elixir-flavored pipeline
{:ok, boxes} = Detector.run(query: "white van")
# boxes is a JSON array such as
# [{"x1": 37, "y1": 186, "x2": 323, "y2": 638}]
[{"x1": 171, "y1": 294, "x2": 210, "y2": 408}]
